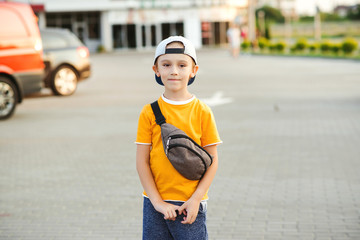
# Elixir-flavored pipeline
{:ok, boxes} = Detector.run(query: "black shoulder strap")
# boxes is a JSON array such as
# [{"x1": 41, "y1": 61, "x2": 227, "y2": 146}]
[{"x1": 150, "y1": 101, "x2": 166, "y2": 126}]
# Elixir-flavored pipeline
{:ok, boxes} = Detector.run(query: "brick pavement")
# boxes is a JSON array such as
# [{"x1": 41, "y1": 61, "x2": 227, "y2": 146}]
[{"x1": 1, "y1": 50, "x2": 360, "y2": 239}]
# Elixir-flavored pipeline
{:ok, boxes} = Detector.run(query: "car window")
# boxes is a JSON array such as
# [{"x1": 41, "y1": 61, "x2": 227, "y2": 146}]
[
  {"x1": 64, "y1": 31, "x2": 84, "y2": 46},
  {"x1": 41, "y1": 31, "x2": 68, "y2": 49},
  {"x1": 0, "y1": 8, "x2": 29, "y2": 37},
  {"x1": 41, "y1": 30, "x2": 83, "y2": 49}
]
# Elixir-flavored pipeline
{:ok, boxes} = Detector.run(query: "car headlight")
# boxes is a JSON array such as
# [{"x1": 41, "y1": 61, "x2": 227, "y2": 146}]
[{"x1": 77, "y1": 46, "x2": 89, "y2": 58}]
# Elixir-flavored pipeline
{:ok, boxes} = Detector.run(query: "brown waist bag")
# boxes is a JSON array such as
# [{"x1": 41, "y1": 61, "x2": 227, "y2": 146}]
[{"x1": 151, "y1": 101, "x2": 213, "y2": 180}]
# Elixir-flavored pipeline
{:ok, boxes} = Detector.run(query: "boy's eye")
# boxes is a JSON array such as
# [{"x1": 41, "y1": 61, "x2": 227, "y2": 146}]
[
  {"x1": 179, "y1": 64, "x2": 187, "y2": 68},
  {"x1": 163, "y1": 64, "x2": 170, "y2": 67}
]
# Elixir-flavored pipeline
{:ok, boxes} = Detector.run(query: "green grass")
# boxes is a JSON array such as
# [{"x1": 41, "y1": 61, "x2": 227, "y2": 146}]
[{"x1": 247, "y1": 49, "x2": 360, "y2": 60}]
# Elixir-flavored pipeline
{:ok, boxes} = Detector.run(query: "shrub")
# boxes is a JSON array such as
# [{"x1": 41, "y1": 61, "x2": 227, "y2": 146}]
[
  {"x1": 268, "y1": 43, "x2": 277, "y2": 52},
  {"x1": 320, "y1": 41, "x2": 331, "y2": 53},
  {"x1": 97, "y1": 45, "x2": 106, "y2": 53},
  {"x1": 330, "y1": 43, "x2": 341, "y2": 55},
  {"x1": 294, "y1": 38, "x2": 308, "y2": 52},
  {"x1": 341, "y1": 38, "x2": 358, "y2": 55},
  {"x1": 290, "y1": 45, "x2": 297, "y2": 53},
  {"x1": 241, "y1": 40, "x2": 251, "y2": 51},
  {"x1": 258, "y1": 37, "x2": 268, "y2": 50},
  {"x1": 275, "y1": 41, "x2": 286, "y2": 52},
  {"x1": 308, "y1": 43, "x2": 318, "y2": 53}
]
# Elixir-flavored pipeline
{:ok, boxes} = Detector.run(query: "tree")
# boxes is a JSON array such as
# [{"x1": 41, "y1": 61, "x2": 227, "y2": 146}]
[
  {"x1": 255, "y1": 5, "x2": 284, "y2": 39},
  {"x1": 347, "y1": 4, "x2": 360, "y2": 20},
  {"x1": 255, "y1": 5, "x2": 285, "y2": 23},
  {"x1": 320, "y1": 12, "x2": 344, "y2": 21}
]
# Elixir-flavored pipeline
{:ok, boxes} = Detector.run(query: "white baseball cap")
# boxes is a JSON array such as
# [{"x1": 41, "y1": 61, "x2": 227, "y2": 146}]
[{"x1": 154, "y1": 36, "x2": 197, "y2": 85}]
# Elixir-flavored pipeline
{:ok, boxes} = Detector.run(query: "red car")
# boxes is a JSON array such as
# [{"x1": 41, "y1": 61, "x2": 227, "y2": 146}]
[{"x1": 0, "y1": 2, "x2": 44, "y2": 120}]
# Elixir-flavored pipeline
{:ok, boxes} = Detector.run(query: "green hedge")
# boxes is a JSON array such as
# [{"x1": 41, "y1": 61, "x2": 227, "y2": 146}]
[
  {"x1": 241, "y1": 40, "x2": 251, "y2": 51},
  {"x1": 320, "y1": 41, "x2": 331, "y2": 53},
  {"x1": 308, "y1": 43, "x2": 318, "y2": 52},
  {"x1": 258, "y1": 38, "x2": 269, "y2": 50},
  {"x1": 330, "y1": 43, "x2": 341, "y2": 54},
  {"x1": 342, "y1": 38, "x2": 358, "y2": 54},
  {"x1": 244, "y1": 37, "x2": 359, "y2": 57},
  {"x1": 293, "y1": 38, "x2": 308, "y2": 52},
  {"x1": 256, "y1": 37, "x2": 359, "y2": 56},
  {"x1": 275, "y1": 41, "x2": 286, "y2": 52}
]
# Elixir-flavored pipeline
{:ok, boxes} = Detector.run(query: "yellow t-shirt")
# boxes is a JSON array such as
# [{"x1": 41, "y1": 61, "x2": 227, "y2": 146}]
[{"x1": 136, "y1": 95, "x2": 222, "y2": 202}]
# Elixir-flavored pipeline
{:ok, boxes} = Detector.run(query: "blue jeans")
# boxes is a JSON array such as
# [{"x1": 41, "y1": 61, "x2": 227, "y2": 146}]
[{"x1": 142, "y1": 197, "x2": 208, "y2": 240}]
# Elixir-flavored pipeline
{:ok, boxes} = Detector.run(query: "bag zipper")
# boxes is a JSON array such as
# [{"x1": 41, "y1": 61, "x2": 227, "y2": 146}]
[
  {"x1": 166, "y1": 134, "x2": 213, "y2": 161},
  {"x1": 165, "y1": 137, "x2": 171, "y2": 155}
]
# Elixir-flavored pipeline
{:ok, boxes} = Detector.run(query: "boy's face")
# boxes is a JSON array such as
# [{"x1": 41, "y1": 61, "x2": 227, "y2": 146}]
[{"x1": 153, "y1": 42, "x2": 198, "y2": 93}]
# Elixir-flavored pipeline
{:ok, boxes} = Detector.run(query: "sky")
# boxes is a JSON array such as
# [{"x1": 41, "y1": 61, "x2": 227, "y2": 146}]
[{"x1": 295, "y1": 0, "x2": 360, "y2": 15}]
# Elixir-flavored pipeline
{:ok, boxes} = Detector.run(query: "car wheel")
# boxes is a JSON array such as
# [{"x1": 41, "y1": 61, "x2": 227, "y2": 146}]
[
  {"x1": 51, "y1": 65, "x2": 78, "y2": 96},
  {"x1": 0, "y1": 76, "x2": 18, "y2": 120}
]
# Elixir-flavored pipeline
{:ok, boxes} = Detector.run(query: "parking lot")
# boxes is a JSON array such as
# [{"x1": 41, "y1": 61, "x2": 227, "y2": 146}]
[{"x1": 1, "y1": 49, "x2": 360, "y2": 239}]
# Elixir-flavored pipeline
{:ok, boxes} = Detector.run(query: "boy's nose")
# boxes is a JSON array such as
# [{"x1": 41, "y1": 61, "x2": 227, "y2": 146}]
[{"x1": 170, "y1": 66, "x2": 179, "y2": 75}]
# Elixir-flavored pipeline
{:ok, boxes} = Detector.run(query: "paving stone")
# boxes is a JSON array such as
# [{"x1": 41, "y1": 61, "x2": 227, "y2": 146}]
[{"x1": 1, "y1": 50, "x2": 360, "y2": 239}]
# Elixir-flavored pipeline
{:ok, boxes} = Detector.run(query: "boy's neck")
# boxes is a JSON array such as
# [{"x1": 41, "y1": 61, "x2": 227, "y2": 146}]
[{"x1": 163, "y1": 90, "x2": 193, "y2": 102}]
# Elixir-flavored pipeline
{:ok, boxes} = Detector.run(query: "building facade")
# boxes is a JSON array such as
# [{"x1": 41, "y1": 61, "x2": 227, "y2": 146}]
[{"x1": 24, "y1": 0, "x2": 247, "y2": 52}]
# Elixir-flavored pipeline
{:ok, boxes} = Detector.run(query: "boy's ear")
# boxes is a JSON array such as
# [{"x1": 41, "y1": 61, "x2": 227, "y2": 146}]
[
  {"x1": 191, "y1": 65, "x2": 199, "y2": 78},
  {"x1": 152, "y1": 65, "x2": 160, "y2": 77}
]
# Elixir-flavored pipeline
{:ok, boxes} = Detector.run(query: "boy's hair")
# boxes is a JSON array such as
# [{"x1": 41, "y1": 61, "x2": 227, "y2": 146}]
[{"x1": 153, "y1": 36, "x2": 197, "y2": 86}]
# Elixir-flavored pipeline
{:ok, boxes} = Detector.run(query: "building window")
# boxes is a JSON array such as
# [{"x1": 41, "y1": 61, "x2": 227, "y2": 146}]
[
  {"x1": 175, "y1": 22, "x2": 184, "y2": 36},
  {"x1": 201, "y1": 22, "x2": 211, "y2": 45},
  {"x1": 45, "y1": 12, "x2": 100, "y2": 40},
  {"x1": 161, "y1": 22, "x2": 184, "y2": 40},
  {"x1": 151, "y1": 25, "x2": 156, "y2": 46},
  {"x1": 161, "y1": 23, "x2": 171, "y2": 39},
  {"x1": 202, "y1": 21, "x2": 228, "y2": 46},
  {"x1": 141, "y1": 25, "x2": 146, "y2": 47},
  {"x1": 46, "y1": 14, "x2": 59, "y2": 28},
  {"x1": 112, "y1": 24, "x2": 137, "y2": 49},
  {"x1": 87, "y1": 12, "x2": 100, "y2": 39},
  {"x1": 113, "y1": 25, "x2": 125, "y2": 48},
  {"x1": 127, "y1": 24, "x2": 136, "y2": 48},
  {"x1": 60, "y1": 13, "x2": 72, "y2": 31}
]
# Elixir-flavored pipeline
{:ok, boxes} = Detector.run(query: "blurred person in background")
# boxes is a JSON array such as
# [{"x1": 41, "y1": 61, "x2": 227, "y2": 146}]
[{"x1": 227, "y1": 22, "x2": 241, "y2": 58}]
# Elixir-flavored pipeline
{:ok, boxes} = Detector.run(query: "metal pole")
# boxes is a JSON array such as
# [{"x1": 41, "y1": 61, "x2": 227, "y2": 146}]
[
  {"x1": 248, "y1": 0, "x2": 256, "y2": 43},
  {"x1": 314, "y1": 6, "x2": 321, "y2": 41},
  {"x1": 285, "y1": 13, "x2": 291, "y2": 42}
]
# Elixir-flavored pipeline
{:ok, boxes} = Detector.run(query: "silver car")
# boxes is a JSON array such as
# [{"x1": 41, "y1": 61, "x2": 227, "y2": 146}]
[{"x1": 40, "y1": 28, "x2": 91, "y2": 96}]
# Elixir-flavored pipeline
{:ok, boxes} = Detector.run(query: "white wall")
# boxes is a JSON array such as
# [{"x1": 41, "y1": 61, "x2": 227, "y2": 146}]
[
  {"x1": 27, "y1": 0, "x2": 244, "y2": 51},
  {"x1": 101, "y1": 11, "x2": 113, "y2": 52},
  {"x1": 184, "y1": 10, "x2": 202, "y2": 49}
]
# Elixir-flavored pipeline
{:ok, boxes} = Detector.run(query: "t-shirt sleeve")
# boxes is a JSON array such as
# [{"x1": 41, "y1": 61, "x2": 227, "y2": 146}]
[
  {"x1": 201, "y1": 105, "x2": 222, "y2": 147},
  {"x1": 135, "y1": 105, "x2": 152, "y2": 145}
]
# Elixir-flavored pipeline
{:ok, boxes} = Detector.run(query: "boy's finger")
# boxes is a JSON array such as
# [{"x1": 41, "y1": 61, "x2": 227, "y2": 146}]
[
  {"x1": 165, "y1": 210, "x2": 177, "y2": 221},
  {"x1": 177, "y1": 205, "x2": 184, "y2": 215},
  {"x1": 178, "y1": 209, "x2": 187, "y2": 216},
  {"x1": 171, "y1": 210, "x2": 177, "y2": 219},
  {"x1": 182, "y1": 212, "x2": 196, "y2": 224},
  {"x1": 181, "y1": 214, "x2": 189, "y2": 224},
  {"x1": 181, "y1": 216, "x2": 191, "y2": 224}
]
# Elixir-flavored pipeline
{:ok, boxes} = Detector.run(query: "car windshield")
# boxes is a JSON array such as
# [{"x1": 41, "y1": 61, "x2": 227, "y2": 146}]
[{"x1": 41, "y1": 30, "x2": 83, "y2": 49}]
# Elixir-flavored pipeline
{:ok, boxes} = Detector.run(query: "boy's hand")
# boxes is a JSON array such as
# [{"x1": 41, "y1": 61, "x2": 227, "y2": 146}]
[
  {"x1": 153, "y1": 201, "x2": 179, "y2": 221},
  {"x1": 178, "y1": 198, "x2": 200, "y2": 224}
]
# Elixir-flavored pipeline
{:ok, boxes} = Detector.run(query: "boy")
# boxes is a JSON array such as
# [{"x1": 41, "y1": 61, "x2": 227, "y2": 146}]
[{"x1": 136, "y1": 36, "x2": 222, "y2": 240}]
